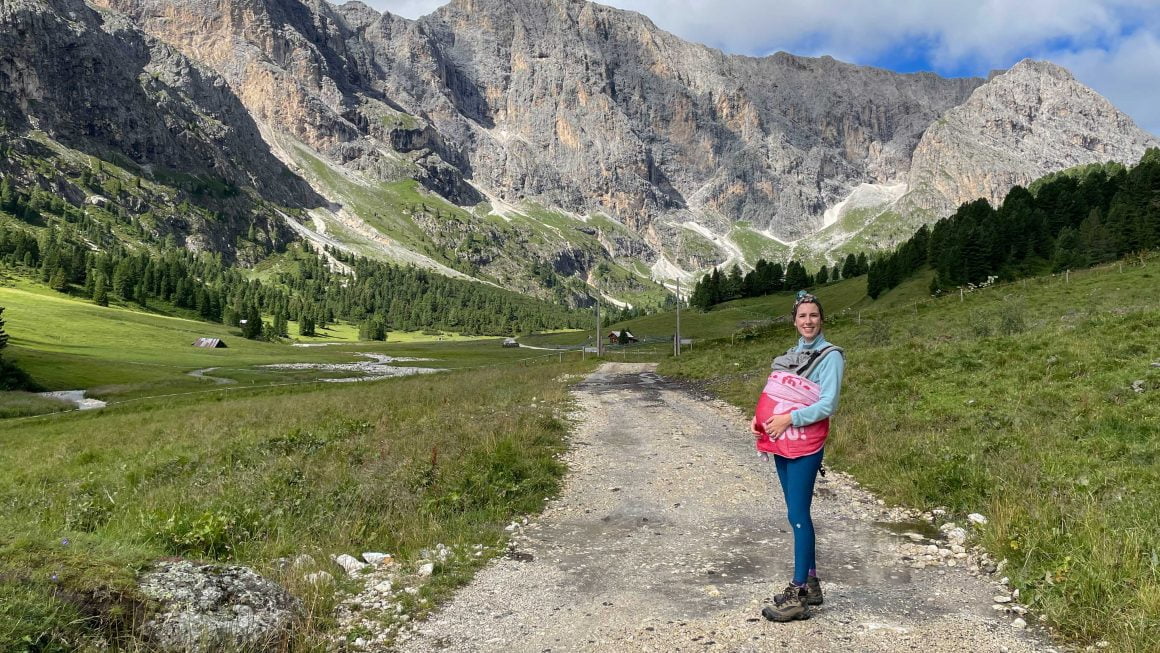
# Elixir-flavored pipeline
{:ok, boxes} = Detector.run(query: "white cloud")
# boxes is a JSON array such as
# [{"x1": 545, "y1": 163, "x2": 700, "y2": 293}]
[
  {"x1": 602, "y1": 1, "x2": 1139, "y2": 63},
  {"x1": 603, "y1": 1, "x2": 1159, "y2": 134}
]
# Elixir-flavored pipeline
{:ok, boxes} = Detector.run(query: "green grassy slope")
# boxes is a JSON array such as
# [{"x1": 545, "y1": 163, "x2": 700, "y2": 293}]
[
  {"x1": 0, "y1": 346, "x2": 595, "y2": 648},
  {"x1": 660, "y1": 259, "x2": 1160, "y2": 651},
  {"x1": 612, "y1": 275, "x2": 869, "y2": 342},
  {"x1": 0, "y1": 280, "x2": 562, "y2": 407}
]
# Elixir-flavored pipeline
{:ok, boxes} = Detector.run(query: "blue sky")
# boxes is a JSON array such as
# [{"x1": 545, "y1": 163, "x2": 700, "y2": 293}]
[{"x1": 357, "y1": 0, "x2": 1160, "y2": 136}]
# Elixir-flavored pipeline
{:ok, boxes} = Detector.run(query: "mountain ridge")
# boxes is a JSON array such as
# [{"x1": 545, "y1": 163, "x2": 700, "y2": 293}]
[{"x1": 2, "y1": 0, "x2": 1156, "y2": 307}]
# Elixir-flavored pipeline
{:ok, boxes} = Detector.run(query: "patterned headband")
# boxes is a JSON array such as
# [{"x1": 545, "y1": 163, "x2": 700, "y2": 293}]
[{"x1": 791, "y1": 291, "x2": 823, "y2": 316}]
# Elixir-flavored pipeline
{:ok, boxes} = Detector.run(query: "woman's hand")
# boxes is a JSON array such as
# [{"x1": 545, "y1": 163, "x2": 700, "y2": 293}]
[{"x1": 762, "y1": 413, "x2": 793, "y2": 439}]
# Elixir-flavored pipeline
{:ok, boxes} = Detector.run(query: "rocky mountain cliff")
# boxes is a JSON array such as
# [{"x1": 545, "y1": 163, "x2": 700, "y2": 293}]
[
  {"x1": 904, "y1": 59, "x2": 1158, "y2": 216},
  {"x1": 0, "y1": 0, "x2": 324, "y2": 259},
  {"x1": 3, "y1": 0, "x2": 1157, "y2": 306}
]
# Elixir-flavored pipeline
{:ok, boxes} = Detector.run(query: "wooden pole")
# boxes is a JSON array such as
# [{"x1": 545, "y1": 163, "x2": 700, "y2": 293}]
[{"x1": 595, "y1": 302, "x2": 602, "y2": 357}]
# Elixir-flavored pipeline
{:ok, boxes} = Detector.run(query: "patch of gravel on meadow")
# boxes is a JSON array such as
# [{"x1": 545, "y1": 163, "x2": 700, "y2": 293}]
[
  {"x1": 259, "y1": 354, "x2": 442, "y2": 382},
  {"x1": 393, "y1": 363, "x2": 1061, "y2": 653}
]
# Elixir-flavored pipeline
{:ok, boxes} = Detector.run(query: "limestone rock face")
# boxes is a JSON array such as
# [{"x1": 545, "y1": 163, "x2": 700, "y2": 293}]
[
  {"x1": 0, "y1": 0, "x2": 315, "y2": 205},
  {"x1": 92, "y1": 0, "x2": 483, "y2": 204},
  {"x1": 906, "y1": 60, "x2": 1159, "y2": 215},
  {"x1": 395, "y1": 0, "x2": 984, "y2": 242},
  {"x1": 88, "y1": 0, "x2": 988, "y2": 245}
]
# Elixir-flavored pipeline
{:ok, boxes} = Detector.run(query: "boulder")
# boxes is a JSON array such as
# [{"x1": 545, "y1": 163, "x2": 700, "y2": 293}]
[{"x1": 138, "y1": 560, "x2": 299, "y2": 652}]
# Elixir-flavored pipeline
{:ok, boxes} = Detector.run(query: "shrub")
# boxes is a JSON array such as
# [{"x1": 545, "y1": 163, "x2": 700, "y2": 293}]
[
  {"x1": 151, "y1": 506, "x2": 267, "y2": 559},
  {"x1": 968, "y1": 310, "x2": 993, "y2": 337},
  {"x1": 863, "y1": 319, "x2": 891, "y2": 346},
  {"x1": 998, "y1": 307, "x2": 1026, "y2": 335}
]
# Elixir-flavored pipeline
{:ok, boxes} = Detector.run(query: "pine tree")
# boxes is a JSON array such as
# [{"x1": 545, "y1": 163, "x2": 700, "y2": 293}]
[
  {"x1": 93, "y1": 273, "x2": 109, "y2": 307},
  {"x1": 274, "y1": 312, "x2": 288, "y2": 338},
  {"x1": 1052, "y1": 227, "x2": 1085, "y2": 272},
  {"x1": 689, "y1": 273, "x2": 714, "y2": 311},
  {"x1": 841, "y1": 253, "x2": 858, "y2": 279},
  {"x1": 241, "y1": 304, "x2": 263, "y2": 340},
  {"x1": 112, "y1": 259, "x2": 134, "y2": 300},
  {"x1": 299, "y1": 312, "x2": 316, "y2": 337},
  {"x1": 784, "y1": 260, "x2": 809, "y2": 291},
  {"x1": 769, "y1": 262, "x2": 784, "y2": 292},
  {"x1": 0, "y1": 176, "x2": 13, "y2": 213},
  {"x1": 49, "y1": 266, "x2": 69, "y2": 293},
  {"x1": 0, "y1": 306, "x2": 8, "y2": 352},
  {"x1": 708, "y1": 268, "x2": 723, "y2": 305},
  {"x1": 815, "y1": 265, "x2": 829, "y2": 286},
  {"x1": 1078, "y1": 209, "x2": 1115, "y2": 264},
  {"x1": 866, "y1": 259, "x2": 884, "y2": 299},
  {"x1": 741, "y1": 269, "x2": 758, "y2": 298},
  {"x1": 725, "y1": 264, "x2": 743, "y2": 301}
]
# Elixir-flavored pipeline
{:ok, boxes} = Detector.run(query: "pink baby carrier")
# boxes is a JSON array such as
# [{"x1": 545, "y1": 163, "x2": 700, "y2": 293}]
[{"x1": 753, "y1": 345, "x2": 841, "y2": 459}]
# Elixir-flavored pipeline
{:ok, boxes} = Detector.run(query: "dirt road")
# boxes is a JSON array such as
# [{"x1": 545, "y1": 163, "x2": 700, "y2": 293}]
[{"x1": 397, "y1": 363, "x2": 1055, "y2": 652}]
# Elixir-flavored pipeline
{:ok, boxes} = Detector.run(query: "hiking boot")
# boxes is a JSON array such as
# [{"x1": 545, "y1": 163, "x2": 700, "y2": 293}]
[
  {"x1": 805, "y1": 575, "x2": 824, "y2": 605},
  {"x1": 761, "y1": 583, "x2": 809, "y2": 622}
]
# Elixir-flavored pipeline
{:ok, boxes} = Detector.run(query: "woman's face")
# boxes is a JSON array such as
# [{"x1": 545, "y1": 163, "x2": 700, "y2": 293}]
[{"x1": 793, "y1": 302, "x2": 823, "y2": 340}]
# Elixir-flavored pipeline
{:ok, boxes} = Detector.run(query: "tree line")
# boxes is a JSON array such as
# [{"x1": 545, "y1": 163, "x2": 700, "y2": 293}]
[
  {"x1": 867, "y1": 148, "x2": 1160, "y2": 298},
  {"x1": 688, "y1": 253, "x2": 869, "y2": 311},
  {"x1": 688, "y1": 148, "x2": 1160, "y2": 309},
  {"x1": 0, "y1": 218, "x2": 590, "y2": 341}
]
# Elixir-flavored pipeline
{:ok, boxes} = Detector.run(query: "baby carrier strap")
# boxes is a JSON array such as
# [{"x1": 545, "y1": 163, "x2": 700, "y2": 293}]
[{"x1": 796, "y1": 344, "x2": 843, "y2": 379}]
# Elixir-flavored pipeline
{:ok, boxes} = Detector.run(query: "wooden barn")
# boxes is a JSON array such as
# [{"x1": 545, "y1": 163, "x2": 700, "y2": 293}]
[
  {"x1": 607, "y1": 330, "x2": 637, "y2": 345},
  {"x1": 192, "y1": 337, "x2": 227, "y2": 348}
]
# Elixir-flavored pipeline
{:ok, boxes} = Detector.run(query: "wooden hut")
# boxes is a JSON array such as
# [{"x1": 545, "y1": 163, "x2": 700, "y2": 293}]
[{"x1": 607, "y1": 330, "x2": 637, "y2": 345}]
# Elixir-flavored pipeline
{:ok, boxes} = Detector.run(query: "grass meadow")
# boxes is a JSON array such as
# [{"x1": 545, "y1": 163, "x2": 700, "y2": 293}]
[
  {"x1": 0, "y1": 354, "x2": 596, "y2": 649},
  {"x1": 3, "y1": 259, "x2": 1157, "y2": 650},
  {"x1": 0, "y1": 279, "x2": 566, "y2": 410},
  {"x1": 0, "y1": 276, "x2": 602, "y2": 649},
  {"x1": 660, "y1": 259, "x2": 1160, "y2": 651}
]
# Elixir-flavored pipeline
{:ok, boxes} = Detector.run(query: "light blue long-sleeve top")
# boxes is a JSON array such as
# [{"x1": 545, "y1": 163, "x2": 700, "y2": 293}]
[{"x1": 788, "y1": 333, "x2": 845, "y2": 427}]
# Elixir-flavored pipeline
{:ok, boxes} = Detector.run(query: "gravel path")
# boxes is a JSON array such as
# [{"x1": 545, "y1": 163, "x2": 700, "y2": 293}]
[{"x1": 396, "y1": 363, "x2": 1057, "y2": 652}]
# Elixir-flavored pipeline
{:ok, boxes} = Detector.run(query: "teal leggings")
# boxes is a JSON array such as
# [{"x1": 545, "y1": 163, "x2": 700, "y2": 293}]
[{"x1": 774, "y1": 448, "x2": 824, "y2": 585}]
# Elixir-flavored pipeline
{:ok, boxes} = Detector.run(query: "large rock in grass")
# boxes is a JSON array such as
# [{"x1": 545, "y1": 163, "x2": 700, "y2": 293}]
[{"x1": 138, "y1": 560, "x2": 299, "y2": 652}]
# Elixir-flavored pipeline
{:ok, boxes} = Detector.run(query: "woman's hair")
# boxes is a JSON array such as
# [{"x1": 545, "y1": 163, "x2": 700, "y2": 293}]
[{"x1": 791, "y1": 290, "x2": 824, "y2": 321}]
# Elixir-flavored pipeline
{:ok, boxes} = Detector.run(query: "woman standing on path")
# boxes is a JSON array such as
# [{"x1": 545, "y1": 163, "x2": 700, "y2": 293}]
[{"x1": 752, "y1": 291, "x2": 845, "y2": 622}]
